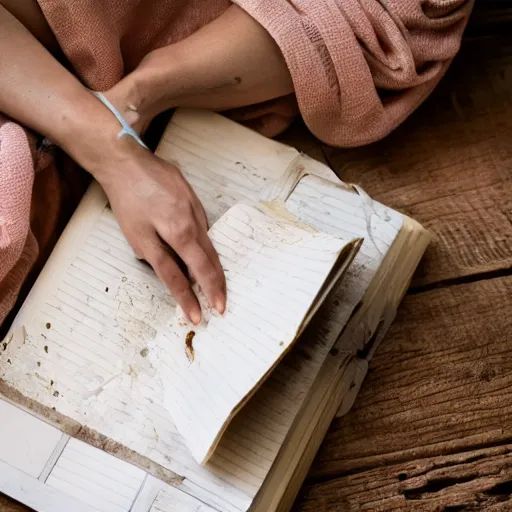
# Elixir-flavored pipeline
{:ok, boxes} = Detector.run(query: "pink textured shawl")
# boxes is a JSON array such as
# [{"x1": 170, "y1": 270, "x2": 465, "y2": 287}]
[
  {"x1": 235, "y1": 0, "x2": 474, "y2": 146},
  {"x1": 0, "y1": 0, "x2": 473, "y2": 327}
]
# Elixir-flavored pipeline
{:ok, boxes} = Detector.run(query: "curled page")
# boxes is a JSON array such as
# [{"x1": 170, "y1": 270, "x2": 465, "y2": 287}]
[{"x1": 153, "y1": 202, "x2": 361, "y2": 464}]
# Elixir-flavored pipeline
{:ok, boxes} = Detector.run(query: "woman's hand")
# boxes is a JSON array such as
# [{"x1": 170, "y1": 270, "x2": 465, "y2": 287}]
[
  {"x1": 0, "y1": 2, "x2": 287, "y2": 325},
  {"x1": 97, "y1": 142, "x2": 226, "y2": 324}
]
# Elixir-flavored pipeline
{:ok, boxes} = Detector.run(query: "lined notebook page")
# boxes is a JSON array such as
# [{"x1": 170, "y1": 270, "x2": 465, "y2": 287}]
[
  {"x1": 0, "y1": 194, "x2": 357, "y2": 510},
  {"x1": 155, "y1": 203, "x2": 354, "y2": 464},
  {"x1": 46, "y1": 438, "x2": 146, "y2": 512},
  {"x1": 286, "y1": 175, "x2": 402, "y2": 261},
  {"x1": 156, "y1": 109, "x2": 304, "y2": 225},
  {"x1": 150, "y1": 486, "x2": 217, "y2": 512},
  {"x1": 1, "y1": 201, "x2": 253, "y2": 511}
]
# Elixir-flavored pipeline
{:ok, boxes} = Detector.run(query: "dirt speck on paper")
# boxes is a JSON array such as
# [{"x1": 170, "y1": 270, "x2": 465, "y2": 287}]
[
  {"x1": 44, "y1": 346, "x2": 48, "y2": 354},
  {"x1": 185, "y1": 331, "x2": 196, "y2": 362},
  {"x1": 140, "y1": 347, "x2": 149, "y2": 358}
]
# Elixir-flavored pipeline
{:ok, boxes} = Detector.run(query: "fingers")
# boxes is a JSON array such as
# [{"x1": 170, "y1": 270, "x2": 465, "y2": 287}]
[
  {"x1": 190, "y1": 201, "x2": 227, "y2": 313},
  {"x1": 144, "y1": 238, "x2": 201, "y2": 325},
  {"x1": 179, "y1": 232, "x2": 227, "y2": 315},
  {"x1": 157, "y1": 217, "x2": 226, "y2": 316},
  {"x1": 196, "y1": 227, "x2": 227, "y2": 313},
  {"x1": 120, "y1": 160, "x2": 227, "y2": 320}
]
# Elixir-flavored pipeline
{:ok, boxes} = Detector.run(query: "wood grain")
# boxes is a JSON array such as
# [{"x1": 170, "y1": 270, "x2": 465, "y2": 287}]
[
  {"x1": 298, "y1": 445, "x2": 512, "y2": 511},
  {"x1": 0, "y1": 496, "x2": 30, "y2": 512},
  {"x1": 323, "y1": 35, "x2": 512, "y2": 288},
  {"x1": 307, "y1": 275, "x2": 512, "y2": 480}
]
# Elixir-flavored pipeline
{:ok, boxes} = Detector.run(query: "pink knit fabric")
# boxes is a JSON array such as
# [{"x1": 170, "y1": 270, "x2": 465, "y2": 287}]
[
  {"x1": 234, "y1": 0, "x2": 474, "y2": 146},
  {"x1": 0, "y1": 116, "x2": 37, "y2": 323},
  {"x1": 0, "y1": 0, "x2": 473, "y2": 327}
]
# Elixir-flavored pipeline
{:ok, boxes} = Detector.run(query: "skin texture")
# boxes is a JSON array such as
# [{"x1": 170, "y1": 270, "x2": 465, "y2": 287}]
[
  {"x1": 105, "y1": 5, "x2": 294, "y2": 130},
  {"x1": 0, "y1": 1, "x2": 293, "y2": 323}
]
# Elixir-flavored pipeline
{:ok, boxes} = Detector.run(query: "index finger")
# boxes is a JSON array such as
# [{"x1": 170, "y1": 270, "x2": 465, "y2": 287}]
[
  {"x1": 175, "y1": 233, "x2": 226, "y2": 315},
  {"x1": 145, "y1": 240, "x2": 202, "y2": 325}
]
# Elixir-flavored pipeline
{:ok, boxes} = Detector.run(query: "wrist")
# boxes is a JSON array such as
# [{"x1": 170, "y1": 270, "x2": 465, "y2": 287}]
[
  {"x1": 107, "y1": 48, "x2": 185, "y2": 128},
  {"x1": 54, "y1": 86, "x2": 142, "y2": 182}
]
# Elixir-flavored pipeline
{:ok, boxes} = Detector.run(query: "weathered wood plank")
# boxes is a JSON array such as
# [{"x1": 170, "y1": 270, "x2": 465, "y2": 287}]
[
  {"x1": 0, "y1": 495, "x2": 31, "y2": 512},
  {"x1": 323, "y1": 35, "x2": 512, "y2": 287},
  {"x1": 308, "y1": 275, "x2": 512, "y2": 479},
  {"x1": 298, "y1": 445, "x2": 512, "y2": 511}
]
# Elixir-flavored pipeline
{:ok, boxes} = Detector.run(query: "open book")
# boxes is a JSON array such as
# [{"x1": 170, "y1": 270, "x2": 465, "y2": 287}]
[{"x1": 0, "y1": 109, "x2": 429, "y2": 512}]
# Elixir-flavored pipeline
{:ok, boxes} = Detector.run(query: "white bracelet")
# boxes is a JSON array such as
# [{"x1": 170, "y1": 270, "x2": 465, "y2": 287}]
[{"x1": 91, "y1": 91, "x2": 148, "y2": 149}]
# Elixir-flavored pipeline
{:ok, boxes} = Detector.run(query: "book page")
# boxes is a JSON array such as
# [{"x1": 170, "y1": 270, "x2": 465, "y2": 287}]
[
  {"x1": 1, "y1": 193, "x2": 255, "y2": 511},
  {"x1": 155, "y1": 202, "x2": 359, "y2": 464},
  {"x1": 286, "y1": 174, "x2": 403, "y2": 262},
  {"x1": 156, "y1": 109, "x2": 304, "y2": 225}
]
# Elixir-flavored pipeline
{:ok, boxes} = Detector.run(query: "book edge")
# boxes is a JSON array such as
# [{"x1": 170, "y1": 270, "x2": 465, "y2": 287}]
[{"x1": 251, "y1": 216, "x2": 430, "y2": 512}]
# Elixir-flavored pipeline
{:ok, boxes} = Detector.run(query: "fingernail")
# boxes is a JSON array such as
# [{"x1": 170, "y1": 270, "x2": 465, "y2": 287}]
[
  {"x1": 190, "y1": 309, "x2": 201, "y2": 325},
  {"x1": 215, "y1": 297, "x2": 226, "y2": 315}
]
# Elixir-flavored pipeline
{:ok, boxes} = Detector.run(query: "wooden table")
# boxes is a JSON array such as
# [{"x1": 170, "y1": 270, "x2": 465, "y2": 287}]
[
  {"x1": 291, "y1": 28, "x2": 512, "y2": 512},
  {"x1": 2, "y1": 11, "x2": 511, "y2": 512}
]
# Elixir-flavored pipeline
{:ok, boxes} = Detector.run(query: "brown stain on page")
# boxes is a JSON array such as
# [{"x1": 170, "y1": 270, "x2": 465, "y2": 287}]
[{"x1": 185, "y1": 331, "x2": 196, "y2": 362}]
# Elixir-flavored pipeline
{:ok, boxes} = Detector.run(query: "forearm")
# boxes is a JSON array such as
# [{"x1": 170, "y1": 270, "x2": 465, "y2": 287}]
[
  {"x1": 0, "y1": 6, "x2": 128, "y2": 179},
  {"x1": 0, "y1": 5, "x2": 227, "y2": 318},
  {"x1": 113, "y1": 5, "x2": 293, "y2": 122}
]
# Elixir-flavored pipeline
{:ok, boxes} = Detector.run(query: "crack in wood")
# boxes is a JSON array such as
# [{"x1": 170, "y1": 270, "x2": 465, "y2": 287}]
[
  {"x1": 483, "y1": 479, "x2": 512, "y2": 498},
  {"x1": 402, "y1": 475, "x2": 478, "y2": 500},
  {"x1": 408, "y1": 266, "x2": 512, "y2": 295},
  {"x1": 299, "y1": 443, "x2": 512, "y2": 511},
  {"x1": 308, "y1": 434, "x2": 512, "y2": 488}
]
